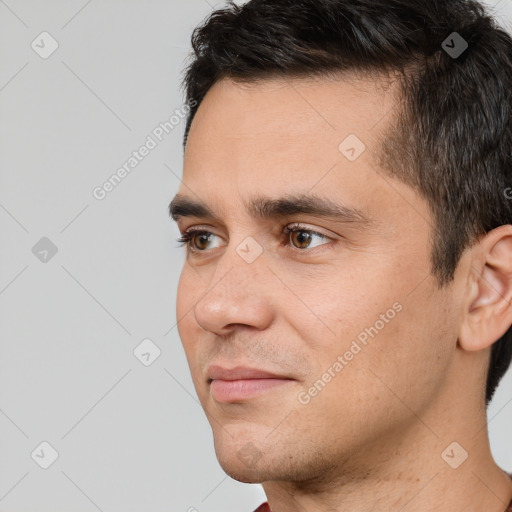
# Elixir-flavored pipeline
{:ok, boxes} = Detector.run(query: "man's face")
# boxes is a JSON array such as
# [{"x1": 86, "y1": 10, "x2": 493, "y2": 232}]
[{"x1": 173, "y1": 76, "x2": 464, "y2": 483}]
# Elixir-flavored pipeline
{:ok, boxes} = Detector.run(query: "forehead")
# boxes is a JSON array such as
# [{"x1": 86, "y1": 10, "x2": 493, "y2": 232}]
[
  {"x1": 179, "y1": 75, "x2": 413, "y2": 225},
  {"x1": 186, "y1": 74, "x2": 398, "y2": 151}
]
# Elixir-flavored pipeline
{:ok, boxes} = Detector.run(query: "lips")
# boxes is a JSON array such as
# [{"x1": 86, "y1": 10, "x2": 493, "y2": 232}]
[
  {"x1": 206, "y1": 365, "x2": 290, "y2": 382},
  {"x1": 206, "y1": 365, "x2": 296, "y2": 402}
]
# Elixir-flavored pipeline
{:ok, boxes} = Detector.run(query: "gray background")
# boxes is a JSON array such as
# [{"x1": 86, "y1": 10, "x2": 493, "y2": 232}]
[{"x1": 0, "y1": 1, "x2": 511, "y2": 511}]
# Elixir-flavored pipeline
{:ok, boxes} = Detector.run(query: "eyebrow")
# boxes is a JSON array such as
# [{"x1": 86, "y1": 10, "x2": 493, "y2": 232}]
[{"x1": 169, "y1": 193, "x2": 373, "y2": 227}]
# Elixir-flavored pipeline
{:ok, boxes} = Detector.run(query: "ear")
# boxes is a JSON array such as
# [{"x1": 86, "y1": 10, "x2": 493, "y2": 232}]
[{"x1": 459, "y1": 225, "x2": 512, "y2": 352}]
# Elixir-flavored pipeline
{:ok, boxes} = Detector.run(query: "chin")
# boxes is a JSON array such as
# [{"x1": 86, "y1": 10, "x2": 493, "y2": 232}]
[
  {"x1": 218, "y1": 461, "x2": 268, "y2": 484},
  {"x1": 212, "y1": 431, "x2": 278, "y2": 483},
  {"x1": 215, "y1": 447, "x2": 287, "y2": 484}
]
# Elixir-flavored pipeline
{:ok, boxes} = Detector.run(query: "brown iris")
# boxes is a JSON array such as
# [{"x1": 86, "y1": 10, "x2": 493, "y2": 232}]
[{"x1": 290, "y1": 230, "x2": 313, "y2": 249}]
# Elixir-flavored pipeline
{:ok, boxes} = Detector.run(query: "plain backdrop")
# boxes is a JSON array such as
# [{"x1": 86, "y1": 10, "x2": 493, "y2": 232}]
[{"x1": 0, "y1": 0, "x2": 511, "y2": 511}]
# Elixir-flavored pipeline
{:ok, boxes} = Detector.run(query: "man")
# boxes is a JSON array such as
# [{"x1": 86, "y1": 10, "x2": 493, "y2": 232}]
[{"x1": 169, "y1": 0, "x2": 512, "y2": 510}]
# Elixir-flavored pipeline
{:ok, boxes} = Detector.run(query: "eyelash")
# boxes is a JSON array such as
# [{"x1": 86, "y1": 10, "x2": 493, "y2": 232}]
[{"x1": 176, "y1": 223, "x2": 331, "y2": 254}]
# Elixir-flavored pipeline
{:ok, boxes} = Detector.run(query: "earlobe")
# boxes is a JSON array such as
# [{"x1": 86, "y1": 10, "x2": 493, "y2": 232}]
[{"x1": 459, "y1": 225, "x2": 512, "y2": 352}]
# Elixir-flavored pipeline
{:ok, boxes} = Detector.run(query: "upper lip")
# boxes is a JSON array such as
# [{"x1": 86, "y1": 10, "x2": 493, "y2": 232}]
[{"x1": 206, "y1": 365, "x2": 292, "y2": 382}]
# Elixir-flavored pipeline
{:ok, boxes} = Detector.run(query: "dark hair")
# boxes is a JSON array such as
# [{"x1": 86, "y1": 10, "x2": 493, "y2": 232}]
[{"x1": 180, "y1": 0, "x2": 512, "y2": 405}]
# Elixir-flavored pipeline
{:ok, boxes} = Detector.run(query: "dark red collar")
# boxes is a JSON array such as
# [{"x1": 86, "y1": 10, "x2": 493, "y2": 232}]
[{"x1": 252, "y1": 503, "x2": 271, "y2": 512}]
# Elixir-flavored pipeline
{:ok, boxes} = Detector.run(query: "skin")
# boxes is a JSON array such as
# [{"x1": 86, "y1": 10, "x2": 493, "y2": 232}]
[{"x1": 172, "y1": 75, "x2": 512, "y2": 512}]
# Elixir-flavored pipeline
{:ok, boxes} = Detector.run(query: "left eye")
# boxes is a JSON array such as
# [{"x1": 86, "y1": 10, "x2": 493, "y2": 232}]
[
  {"x1": 176, "y1": 225, "x2": 331, "y2": 253},
  {"x1": 283, "y1": 225, "x2": 330, "y2": 250}
]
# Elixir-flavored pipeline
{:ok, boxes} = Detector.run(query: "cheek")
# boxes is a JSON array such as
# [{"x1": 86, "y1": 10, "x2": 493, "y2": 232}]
[
  {"x1": 176, "y1": 265, "x2": 205, "y2": 327},
  {"x1": 291, "y1": 266, "x2": 450, "y2": 401},
  {"x1": 176, "y1": 266, "x2": 191, "y2": 322},
  {"x1": 287, "y1": 266, "x2": 394, "y2": 359},
  {"x1": 288, "y1": 298, "x2": 450, "y2": 447},
  {"x1": 175, "y1": 268, "x2": 202, "y2": 363},
  {"x1": 348, "y1": 288, "x2": 455, "y2": 413}
]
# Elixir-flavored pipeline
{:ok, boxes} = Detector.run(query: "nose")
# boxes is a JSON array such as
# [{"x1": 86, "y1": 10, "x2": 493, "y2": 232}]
[{"x1": 192, "y1": 242, "x2": 275, "y2": 336}]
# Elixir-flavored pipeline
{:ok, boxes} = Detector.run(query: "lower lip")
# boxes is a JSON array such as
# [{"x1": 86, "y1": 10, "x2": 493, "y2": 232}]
[{"x1": 210, "y1": 378, "x2": 294, "y2": 402}]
